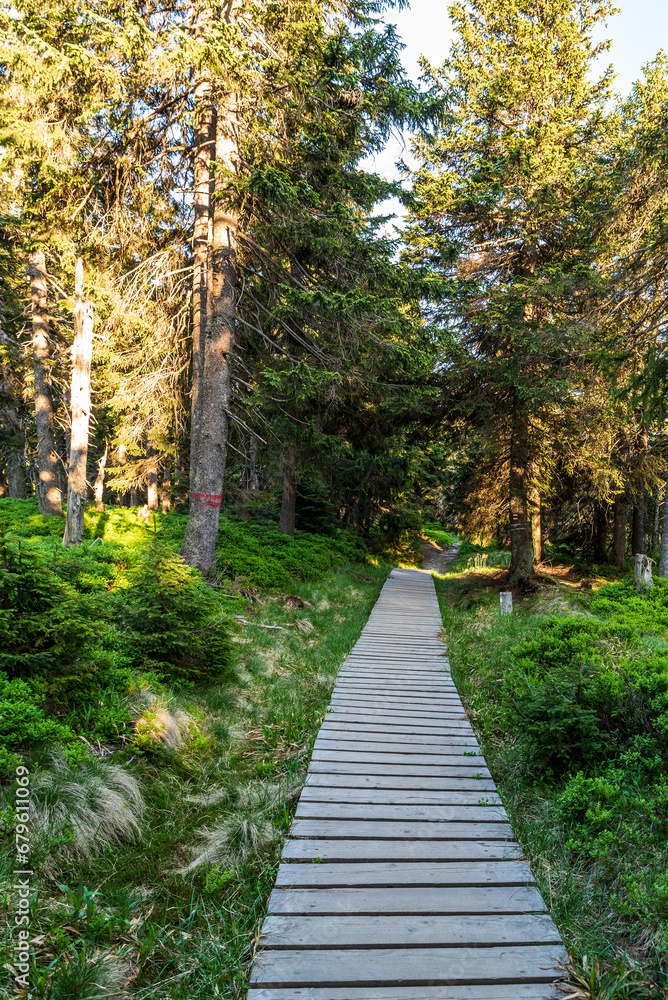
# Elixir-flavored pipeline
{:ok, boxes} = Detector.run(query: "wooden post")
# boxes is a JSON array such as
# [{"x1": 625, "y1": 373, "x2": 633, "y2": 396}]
[
  {"x1": 500, "y1": 592, "x2": 513, "y2": 614},
  {"x1": 63, "y1": 259, "x2": 94, "y2": 546}
]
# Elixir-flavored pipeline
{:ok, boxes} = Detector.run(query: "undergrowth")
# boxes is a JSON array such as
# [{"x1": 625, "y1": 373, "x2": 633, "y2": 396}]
[
  {"x1": 434, "y1": 548, "x2": 668, "y2": 997},
  {"x1": 0, "y1": 497, "x2": 388, "y2": 998}
]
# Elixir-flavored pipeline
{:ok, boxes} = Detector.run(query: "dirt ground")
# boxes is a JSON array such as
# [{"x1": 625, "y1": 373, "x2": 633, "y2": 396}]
[{"x1": 421, "y1": 539, "x2": 461, "y2": 573}]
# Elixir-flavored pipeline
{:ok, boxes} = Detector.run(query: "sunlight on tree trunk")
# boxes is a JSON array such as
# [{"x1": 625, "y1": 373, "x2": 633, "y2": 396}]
[
  {"x1": 181, "y1": 94, "x2": 238, "y2": 573},
  {"x1": 29, "y1": 249, "x2": 62, "y2": 516},
  {"x1": 94, "y1": 445, "x2": 107, "y2": 512},
  {"x1": 529, "y1": 484, "x2": 542, "y2": 565},
  {"x1": 146, "y1": 443, "x2": 159, "y2": 512},
  {"x1": 509, "y1": 399, "x2": 533, "y2": 580},
  {"x1": 64, "y1": 260, "x2": 95, "y2": 546},
  {"x1": 188, "y1": 4, "x2": 215, "y2": 479}
]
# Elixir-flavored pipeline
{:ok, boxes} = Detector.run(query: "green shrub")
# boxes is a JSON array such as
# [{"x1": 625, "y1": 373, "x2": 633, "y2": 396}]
[{"x1": 0, "y1": 674, "x2": 74, "y2": 774}]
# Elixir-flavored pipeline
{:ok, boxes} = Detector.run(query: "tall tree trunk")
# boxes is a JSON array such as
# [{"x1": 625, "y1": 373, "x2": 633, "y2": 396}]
[
  {"x1": 529, "y1": 484, "x2": 542, "y2": 565},
  {"x1": 659, "y1": 470, "x2": 668, "y2": 578},
  {"x1": 612, "y1": 493, "x2": 627, "y2": 569},
  {"x1": 7, "y1": 443, "x2": 27, "y2": 498},
  {"x1": 509, "y1": 398, "x2": 533, "y2": 580},
  {"x1": 279, "y1": 446, "x2": 299, "y2": 536},
  {"x1": 188, "y1": 5, "x2": 215, "y2": 480},
  {"x1": 161, "y1": 466, "x2": 172, "y2": 513},
  {"x1": 146, "y1": 443, "x2": 159, "y2": 512},
  {"x1": 181, "y1": 94, "x2": 239, "y2": 572},
  {"x1": 631, "y1": 492, "x2": 645, "y2": 556},
  {"x1": 652, "y1": 486, "x2": 661, "y2": 552},
  {"x1": 95, "y1": 445, "x2": 107, "y2": 512},
  {"x1": 249, "y1": 435, "x2": 259, "y2": 490},
  {"x1": 64, "y1": 260, "x2": 94, "y2": 546},
  {"x1": 593, "y1": 502, "x2": 608, "y2": 563},
  {"x1": 29, "y1": 249, "x2": 62, "y2": 516}
]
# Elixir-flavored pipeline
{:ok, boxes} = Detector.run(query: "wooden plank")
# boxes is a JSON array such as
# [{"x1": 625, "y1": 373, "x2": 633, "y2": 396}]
[
  {"x1": 308, "y1": 763, "x2": 489, "y2": 778},
  {"x1": 319, "y1": 729, "x2": 479, "y2": 746},
  {"x1": 310, "y1": 754, "x2": 487, "y2": 771},
  {"x1": 313, "y1": 741, "x2": 482, "y2": 757},
  {"x1": 299, "y1": 789, "x2": 500, "y2": 806},
  {"x1": 282, "y1": 840, "x2": 521, "y2": 862},
  {"x1": 247, "y1": 986, "x2": 564, "y2": 999},
  {"x1": 295, "y1": 803, "x2": 508, "y2": 823},
  {"x1": 329, "y1": 696, "x2": 463, "y2": 707},
  {"x1": 290, "y1": 820, "x2": 513, "y2": 841},
  {"x1": 317, "y1": 730, "x2": 480, "y2": 747},
  {"x1": 268, "y1": 885, "x2": 544, "y2": 915},
  {"x1": 322, "y1": 716, "x2": 476, "y2": 734},
  {"x1": 305, "y1": 773, "x2": 498, "y2": 791},
  {"x1": 250, "y1": 944, "x2": 566, "y2": 987},
  {"x1": 327, "y1": 708, "x2": 473, "y2": 724},
  {"x1": 320, "y1": 723, "x2": 477, "y2": 740},
  {"x1": 274, "y1": 860, "x2": 534, "y2": 888},
  {"x1": 260, "y1": 913, "x2": 560, "y2": 949}
]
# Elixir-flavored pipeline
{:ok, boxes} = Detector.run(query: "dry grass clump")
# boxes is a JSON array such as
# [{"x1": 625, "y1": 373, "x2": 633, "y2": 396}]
[
  {"x1": 32, "y1": 751, "x2": 145, "y2": 863},
  {"x1": 132, "y1": 692, "x2": 192, "y2": 749},
  {"x1": 184, "y1": 780, "x2": 301, "y2": 872},
  {"x1": 48, "y1": 952, "x2": 130, "y2": 1000}
]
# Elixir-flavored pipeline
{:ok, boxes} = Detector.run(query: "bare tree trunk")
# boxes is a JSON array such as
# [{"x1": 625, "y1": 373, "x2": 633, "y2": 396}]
[
  {"x1": 161, "y1": 466, "x2": 172, "y2": 513},
  {"x1": 7, "y1": 444, "x2": 27, "y2": 498},
  {"x1": 249, "y1": 435, "x2": 258, "y2": 489},
  {"x1": 181, "y1": 93, "x2": 239, "y2": 572},
  {"x1": 63, "y1": 260, "x2": 94, "y2": 546},
  {"x1": 631, "y1": 492, "x2": 645, "y2": 556},
  {"x1": 659, "y1": 470, "x2": 668, "y2": 578},
  {"x1": 29, "y1": 249, "x2": 61, "y2": 516},
  {"x1": 279, "y1": 446, "x2": 299, "y2": 536},
  {"x1": 652, "y1": 486, "x2": 660, "y2": 551},
  {"x1": 529, "y1": 484, "x2": 542, "y2": 565},
  {"x1": 130, "y1": 487, "x2": 138, "y2": 507},
  {"x1": 612, "y1": 493, "x2": 627, "y2": 570},
  {"x1": 94, "y1": 445, "x2": 107, "y2": 512},
  {"x1": 593, "y1": 502, "x2": 608, "y2": 562},
  {"x1": 146, "y1": 443, "x2": 159, "y2": 512},
  {"x1": 509, "y1": 399, "x2": 533, "y2": 580},
  {"x1": 188, "y1": 5, "x2": 215, "y2": 480}
]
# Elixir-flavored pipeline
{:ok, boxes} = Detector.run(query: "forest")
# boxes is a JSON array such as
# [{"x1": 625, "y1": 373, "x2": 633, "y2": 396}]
[{"x1": 1, "y1": 0, "x2": 668, "y2": 996}]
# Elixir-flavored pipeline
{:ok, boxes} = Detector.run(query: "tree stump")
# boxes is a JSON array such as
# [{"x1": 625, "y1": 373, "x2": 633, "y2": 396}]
[{"x1": 633, "y1": 553, "x2": 653, "y2": 592}]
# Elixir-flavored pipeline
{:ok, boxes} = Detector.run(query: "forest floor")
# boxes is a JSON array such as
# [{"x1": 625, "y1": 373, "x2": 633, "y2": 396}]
[{"x1": 429, "y1": 537, "x2": 668, "y2": 998}]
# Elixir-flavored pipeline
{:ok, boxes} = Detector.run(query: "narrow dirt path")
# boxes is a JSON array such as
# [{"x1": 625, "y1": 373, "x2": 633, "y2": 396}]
[{"x1": 421, "y1": 538, "x2": 460, "y2": 573}]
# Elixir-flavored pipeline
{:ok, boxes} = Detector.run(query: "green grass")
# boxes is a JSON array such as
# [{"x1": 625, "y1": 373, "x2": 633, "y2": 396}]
[
  {"x1": 432, "y1": 554, "x2": 668, "y2": 997},
  {"x1": 0, "y1": 498, "x2": 389, "y2": 998}
]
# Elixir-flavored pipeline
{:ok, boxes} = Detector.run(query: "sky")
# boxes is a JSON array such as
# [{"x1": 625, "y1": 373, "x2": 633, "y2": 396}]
[{"x1": 365, "y1": 0, "x2": 668, "y2": 207}]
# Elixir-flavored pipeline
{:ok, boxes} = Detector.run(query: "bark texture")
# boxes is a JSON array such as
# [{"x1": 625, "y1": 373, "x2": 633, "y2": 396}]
[
  {"x1": 29, "y1": 249, "x2": 62, "y2": 515},
  {"x1": 528, "y1": 484, "x2": 542, "y2": 564},
  {"x1": 612, "y1": 493, "x2": 627, "y2": 569},
  {"x1": 659, "y1": 470, "x2": 668, "y2": 578},
  {"x1": 146, "y1": 443, "x2": 159, "y2": 512},
  {"x1": 593, "y1": 502, "x2": 608, "y2": 563},
  {"x1": 7, "y1": 446, "x2": 27, "y2": 498},
  {"x1": 64, "y1": 260, "x2": 94, "y2": 546},
  {"x1": 188, "y1": 5, "x2": 215, "y2": 478},
  {"x1": 279, "y1": 447, "x2": 299, "y2": 536},
  {"x1": 509, "y1": 399, "x2": 533, "y2": 580},
  {"x1": 94, "y1": 446, "x2": 107, "y2": 512},
  {"x1": 181, "y1": 93, "x2": 239, "y2": 572},
  {"x1": 631, "y1": 492, "x2": 645, "y2": 556}
]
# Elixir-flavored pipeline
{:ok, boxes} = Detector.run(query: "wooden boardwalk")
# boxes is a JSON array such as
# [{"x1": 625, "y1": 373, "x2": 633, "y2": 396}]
[{"x1": 248, "y1": 568, "x2": 566, "y2": 1000}]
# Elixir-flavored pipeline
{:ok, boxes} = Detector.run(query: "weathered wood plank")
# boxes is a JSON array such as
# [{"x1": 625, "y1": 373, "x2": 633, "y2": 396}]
[
  {"x1": 250, "y1": 944, "x2": 566, "y2": 987},
  {"x1": 267, "y1": 885, "x2": 545, "y2": 915},
  {"x1": 247, "y1": 986, "x2": 563, "y2": 999},
  {"x1": 260, "y1": 913, "x2": 560, "y2": 949},
  {"x1": 318, "y1": 728, "x2": 479, "y2": 746},
  {"x1": 281, "y1": 840, "x2": 521, "y2": 862},
  {"x1": 314, "y1": 740, "x2": 483, "y2": 758},
  {"x1": 299, "y1": 788, "x2": 499, "y2": 806},
  {"x1": 308, "y1": 763, "x2": 489, "y2": 778},
  {"x1": 295, "y1": 803, "x2": 507, "y2": 823},
  {"x1": 274, "y1": 860, "x2": 534, "y2": 888},
  {"x1": 290, "y1": 819, "x2": 513, "y2": 840},
  {"x1": 305, "y1": 773, "x2": 498, "y2": 791}
]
